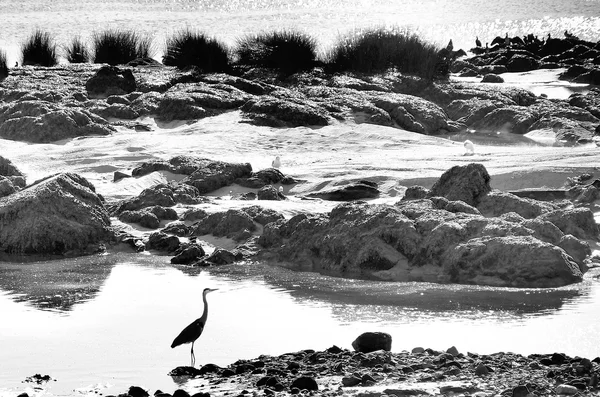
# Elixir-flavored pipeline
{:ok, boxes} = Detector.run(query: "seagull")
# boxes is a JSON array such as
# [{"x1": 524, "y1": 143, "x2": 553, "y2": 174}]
[
  {"x1": 475, "y1": 36, "x2": 482, "y2": 47},
  {"x1": 464, "y1": 140, "x2": 475, "y2": 155},
  {"x1": 272, "y1": 156, "x2": 281, "y2": 168}
]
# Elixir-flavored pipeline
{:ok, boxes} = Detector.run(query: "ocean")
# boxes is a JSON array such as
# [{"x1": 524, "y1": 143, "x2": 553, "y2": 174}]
[
  {"x1": 0, "y1": 0, "x2": 599, "y2": 64},
  {"x1": 1, "y1": 1, "x2": 600, "y2": 396}
]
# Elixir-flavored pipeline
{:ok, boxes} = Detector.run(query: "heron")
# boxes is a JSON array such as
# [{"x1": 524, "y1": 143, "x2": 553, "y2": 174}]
[{"x1": 171, "y1": 287, "x2": 218, "y2": 367}]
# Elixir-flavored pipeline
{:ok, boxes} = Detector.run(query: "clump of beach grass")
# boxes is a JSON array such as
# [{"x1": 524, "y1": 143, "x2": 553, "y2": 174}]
[
  {"x1": 326, "y1": 27, "x2": 447, "y2": 79},
  {"x1": 0, "y1": 49, "x2": 8, "y2": 79},
  {"x1": 162, "y1": 29, "x2": 230, "y2": 72},
  {"x1": 234, "y1": 30, "x2": 318, "y2": 75},
  {"x1": 92, "y1": 30, "x2": 153, "y2": 65},
  {"x1": 65, "y1": 37, "x2": 90, "y2": 63},
  {"x1": 21, "y1": 30, "x2": 59, "y2": 67}
]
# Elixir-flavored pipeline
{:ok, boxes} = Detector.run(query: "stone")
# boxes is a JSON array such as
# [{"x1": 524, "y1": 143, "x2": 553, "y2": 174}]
[
  {"x1": 512, "y1": 385, "x2": 531, "y2": 397},
  {"x1": 477, "y1": 191, "x2": 556, "y2": 219},
  {"x1": 241, "y1": 96, "x2": 330, "y2": 127},
  {"x1": 428, "y1": 163, "x2": 491, "y2": 207},
  {"x1": 481, "y1": 74, "x2": 504, "y2": 83},
  {"x1": 341, "y1": 375, "x2": 361, "y2": 387},
  {"x1": 257, "y1": 185, "x2": 286, "y2": 201},
  {"x1": 446, "y1": 346, "x2": 459, "y2": 356},
  {"x1": 193, "y1": 209, "x2": 256, "y2": 240},
  {"x1": 171, "y1": 244, "x2": 205, "y2": 265},
  {"x1": 197, "y1": 248, "x2": 241, "y2": 266},
  {"x1": 0, "y1": 173, "x2": 112, "y2": 255},
  {"x1": 237, "y1": 168, "x2": 297, "y2": 188},
  {"x1": 506, "y1": 54, "x2": 540, "y2": 72},
  {"x1": 539, "y1": 207, "x2": 599, "y2": 240},
  {"x1": 85, "y1": 66, "x2": 136, "y2": 99},
  {"x1": 0, "y1": 100, "x2": 114, "y2": 143},
  {"x1": 306, "y1": 181, "x2": 380, "y2": 201},
  {"x1": 128, "y1": 386, "x2": 149, "y2": 397},
  {"x1": 114, "y1": 171, "x2": 131, "y2": 182},
  {"x1": 351, "y1": 332, "x2": 392, "y2": 353},
  {"x1": 289, "y1": 376, "x2": 318, "y2": 391},
  {"x1": 555, "y1": 384, "x2": 579, "y2": 395},
  {"x1": 145, "y1": 232, "x2": 180, "y2": 252},
  {"x1": 171, "y1": 389, "x2": 190, "y2": 397}
]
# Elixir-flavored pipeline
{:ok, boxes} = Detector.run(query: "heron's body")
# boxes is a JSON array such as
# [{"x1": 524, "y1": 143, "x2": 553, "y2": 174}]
[{"x1": 171, "y1": 287, "x2": 217, "y2": 367}]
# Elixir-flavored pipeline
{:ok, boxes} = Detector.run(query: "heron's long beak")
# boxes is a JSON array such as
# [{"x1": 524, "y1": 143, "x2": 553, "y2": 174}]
[{"x1": 207, "y1": 288, "x2": 218, "y2": 293}]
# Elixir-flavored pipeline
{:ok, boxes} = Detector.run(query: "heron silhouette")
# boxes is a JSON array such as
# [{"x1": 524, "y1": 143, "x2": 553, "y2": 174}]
[{"x1": 171, "y1": 288, "x2": 218, "y2": 367}]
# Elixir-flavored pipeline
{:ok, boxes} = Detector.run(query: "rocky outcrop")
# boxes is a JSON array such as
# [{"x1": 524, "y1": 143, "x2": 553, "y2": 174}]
[
  {"x1": 0, "y1": 100, "x2": 115, "y2": 143},
  {"x1": 192, "y1": 209, "x2": 256, "y2": 241},
  {"x1": 85, "y1": 66, "x2": 136, "y2": 99},
  {"x1": 236, "y1": 168, "x2": 297, "y2": 189},
  {"x1": 118, "y1": 206, "x2": 178, "y2": 229},
  {"x1": 112, "y1": 182, "x2": 202, "y2": 214},
  {"x1": 0, "y1": 173, "x2": 113, "y2": 255},
  {"x1": 257, "y1": 199, "x2": 587, "y2": 287},
  {"x1": 131, "y1": 156, "x2": 253, "y2": 194}
]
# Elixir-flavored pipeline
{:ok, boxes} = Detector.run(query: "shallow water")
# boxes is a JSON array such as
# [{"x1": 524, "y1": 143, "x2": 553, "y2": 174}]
[{"x1": 1, "y1": 254, "x2": 600, "y2": 396}]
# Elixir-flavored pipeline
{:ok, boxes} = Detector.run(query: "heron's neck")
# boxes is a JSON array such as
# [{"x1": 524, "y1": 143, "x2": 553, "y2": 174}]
[{"x1": 200, "y1": 293, "x2": 209, "y2": 321}]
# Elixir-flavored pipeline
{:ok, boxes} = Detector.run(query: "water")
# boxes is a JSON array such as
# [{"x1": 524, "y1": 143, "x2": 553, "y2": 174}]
[
  {"x1": 1, "y1": 254, "x2": 600, "y2": 396},
  {"x1": 0, "y1": 0, "x2": 598, "y2": 64}
]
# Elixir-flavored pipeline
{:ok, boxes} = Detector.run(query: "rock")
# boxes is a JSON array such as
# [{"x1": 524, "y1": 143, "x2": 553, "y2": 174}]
[
  {"x1": 113, "y1": 183, "x2": 201, "y2": 213},
  {"x1": 241, "y1": 206, "x2": 285, "y2": 226},
  {"x1": 236, "y1": 168, "x2": 297, "y2": 188},
  {"x1": 445, "y1": 236, "x2": 583, "y2": 287},
  {"x1": 306, "y1": 181, "x2": 380, "y2": 201},
  {"x1": 341, "y1": 375, "x2": 362, "y2": 387},
  {"x1": 506, "y1": 54, "x2": 540, "y2": 72},
  {"x1": 428, "y1": 163, "x2": 491, "y2": 207},
  {"x1": 85, "y1": 66, "x2": 136, "y2": 99},
  {"x1": 114, "y1": 171, "x2": 131, "y2": 182},
  {"x1": 145, "y1": 232, "x2": 180, "y2": 252},
  {"x1": 0, "y1": 173, "x2": 112, "y2": 255},
  {"x1": 539, "y1": 207, "x2": 599, "y2": 240},
  {"x1": 476, "y1": 191, "x2": 556, "y2": 218},
  {"x1": 128, "y1": 386, "x2": 149, "y2": 397},
  {"x1": 132, "y1": 156, "x2": 252, "y2": 194},
  {"x1": 402, "y1": 186, "x2": 429, "y2": 200},
  {"x1": 446, "y1": 346, "x2": 459, "y2": 356},
  {"x1": 0, "y1": 155, "x2": 25, "y2": 178},
  {"x1": 289, "y1": 377, "x2": 318, "y2": 391},
  {"x1": 555, "y1": 384, "x2": 579, "y2": 395},
  {"x1": 193, "y1": 209, "x2": 256, "y2": 240},
  {"x1": 241, "y1": 96, "x2": 330, "y2": 127},
  {"x1": 374, "y1": 95, "x2": 449, "y2": 134},
  {"x1": 351, "y1": 332, "x2": 392, "y2": 353},
  {"x1": 162, "y1": 221, "x2": 191, "y2": 237},
  {"x1": 171, "y1": 389, "x2": 190, "y2": 397},
  {"x1": 0, "y1": 100, "x2": 114, "y2": 143},
  {"x1": 171, "y1": 244, "x2": 205, "y2": 265},
  {"x1": 512, "y1": 385, "x2": 531, "y2": 397},
  {"x1": 257, "y1": 185, "x2": 286, "y2": 201},
  {"x1": 196, "y1": 248, "x2": 241, "y2": 266},
  {"x1": 118, "y1": 206, "x2": 177, "y2": 228},
  {"x1": 474, "y1": 363, "x2": 489, "y2": 376},
  {"x1": 481, "y1": 74, "x2": 504, "y2": 83}
]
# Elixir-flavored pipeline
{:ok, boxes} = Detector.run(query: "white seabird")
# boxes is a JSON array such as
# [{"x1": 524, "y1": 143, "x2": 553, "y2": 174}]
[
  {"x1": 464, "y1": 140, "x2": 475, "y2": 155},
  {"x1": 272, "y1": 156, "x2": 281, "y2": 168}
]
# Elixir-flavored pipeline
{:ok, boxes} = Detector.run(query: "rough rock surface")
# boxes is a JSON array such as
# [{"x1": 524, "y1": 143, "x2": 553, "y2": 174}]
[
  {"x1": 428, "y1": 163, "x2": 491, "y2": 207},
  {"x1": 85, "y1": 65, "x2": 136, "y2": 99},
  {"x1": 305, "y1": 181, "x2": 380, "y2": 201},
  {"x1": 0, "y1": 173, "x2": 113, "y2": 255},
  {"x1": 352, "y1": 332, "x2": 392, "y2": 353},
  {"x1": 131, "y1": 156, "x2": 253, "y2": 194},
  {"x1": 0, "y1": 100, "x2": 114, "y2": 143}
]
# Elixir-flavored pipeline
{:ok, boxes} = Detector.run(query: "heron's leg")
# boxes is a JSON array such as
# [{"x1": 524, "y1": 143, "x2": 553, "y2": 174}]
[{"x1": 191, "y1": 341, "x2": 195, "y2": 367}]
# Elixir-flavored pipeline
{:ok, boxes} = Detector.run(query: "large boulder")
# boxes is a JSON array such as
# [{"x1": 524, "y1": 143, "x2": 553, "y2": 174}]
[
  {"x1": 428, "y1": 163, "x2": 491, "y2": 207},
  {"x1": 0, "y1": 173, "x2": 113, "y2": 255},
  {"x1": 85, "y1": 66, "x2": 136, "y2": 99},
  {"x1": 0, "y1": 100, "x2": 114, "y2": 143},
  {"x1": 192, "y1": 209, "x2": 256, "y2": 241},
  {"x1": 538, "y1": 208, "x2": 599, "y2": 241}
]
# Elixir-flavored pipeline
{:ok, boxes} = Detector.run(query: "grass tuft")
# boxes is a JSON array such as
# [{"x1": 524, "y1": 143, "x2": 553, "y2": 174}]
[
  {"x1": 92, "y1": 30, "x2": 153, "y2": 65},
  {"x1": 21, "y1": 30, "x2": 59, "y2": 67},
  {"x1": 325, "y1": 27, "x2": 448, "y2": 79},
  {"x1": 163, "y1": 29, "x2": 230, "y2": 72},
  {"x1": 0, "y1": 49, "x2": 8, "y2": 78},
  {"x1": 234, "y1": 30, "x2": 317, "y2": 75},
  {"x1": 65, "y1": 37, "x2": 90, "y2": 63}
]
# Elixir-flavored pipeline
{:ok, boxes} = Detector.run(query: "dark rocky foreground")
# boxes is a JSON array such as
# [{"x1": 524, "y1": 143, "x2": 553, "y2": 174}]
[{"x1": 20, "y1": 333, "x2": 600, "y2": 397}]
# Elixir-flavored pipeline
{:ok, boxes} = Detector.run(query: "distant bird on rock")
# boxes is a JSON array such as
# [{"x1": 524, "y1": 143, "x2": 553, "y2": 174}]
[
  {"x1": 475, "y1": 36, "x2": 482, "y2": 47},
  {"x1": 464, "y1": 140, "x2": 475, "y2": 155},
  {"x1": 272, "y1": 156, "x2": 281, "y2": 169}
]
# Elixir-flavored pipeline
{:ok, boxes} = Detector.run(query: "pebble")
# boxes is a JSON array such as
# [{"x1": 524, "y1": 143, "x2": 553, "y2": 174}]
[{"x1": 555, "y1": 384, "x2": 579, "y2": 395}]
